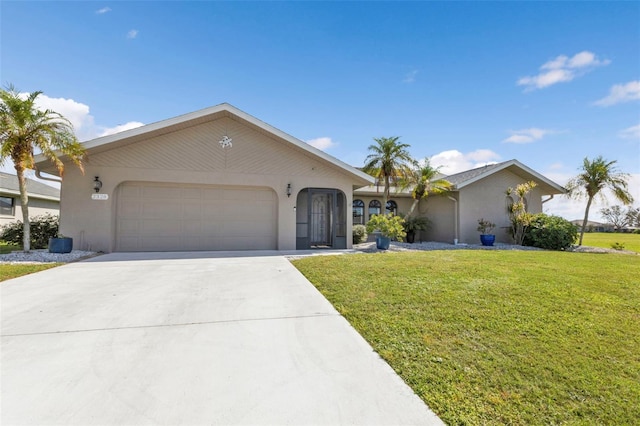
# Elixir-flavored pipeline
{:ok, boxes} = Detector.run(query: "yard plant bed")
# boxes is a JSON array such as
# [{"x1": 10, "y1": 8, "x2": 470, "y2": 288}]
[{"x1": 292, "y1": 251, "x2": 640, "y2": 425}]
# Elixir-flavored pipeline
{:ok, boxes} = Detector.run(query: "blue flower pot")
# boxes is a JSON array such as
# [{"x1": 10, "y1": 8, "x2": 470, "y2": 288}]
[
  {"x1": 480, "y1": 234, "x2": 495, "y2": 247},
  {"x1": 376, "y1": 236, "x2": 391, "y2": 250},
  {"x1": 49, "y1": 237, "x2": 73, "y2": 253}
]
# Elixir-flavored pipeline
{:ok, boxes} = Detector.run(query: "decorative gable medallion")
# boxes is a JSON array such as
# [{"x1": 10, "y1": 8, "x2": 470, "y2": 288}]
[{"x1": 219, "y1": 135, "x2": 233, "y2": 149}]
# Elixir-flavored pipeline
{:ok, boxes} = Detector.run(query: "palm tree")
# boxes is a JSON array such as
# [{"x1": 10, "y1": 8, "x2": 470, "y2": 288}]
[
  {"x1": 566, "y1": 156, "x2": 634, "y2": 245},
  {"x1": 0, "y1": 85, "x2": 86, "y2": 251},
  {"x1": 402, "y1": 158, "x2": 452, "y2": 218},
  {"x1": 363, "y1": 136, "x2": 414, "y2": 209}
]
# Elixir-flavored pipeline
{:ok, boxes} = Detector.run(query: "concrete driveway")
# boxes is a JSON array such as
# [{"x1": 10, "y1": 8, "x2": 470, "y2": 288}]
[{"x1": 1, "y1": 251, "x2": 442, "y2": 425}]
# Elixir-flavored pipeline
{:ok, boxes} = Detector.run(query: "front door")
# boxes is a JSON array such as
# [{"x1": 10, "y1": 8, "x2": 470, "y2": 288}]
[
  {"x1": 310, "y1": 191, "x2": 333, "y2": 247},
  {"x1": 296, "y1": 188, "x2": 347, "y2": 249}
]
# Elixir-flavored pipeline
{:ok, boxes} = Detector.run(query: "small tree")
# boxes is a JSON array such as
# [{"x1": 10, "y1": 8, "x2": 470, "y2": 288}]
[
  {"x1": 363, "y1": 136, "x2": 414, "y2": 209},
  {"x1": 506, "y1": 181, "x2": 537, "y2": 245},
  {"x1": 600, "y1": 205, "x2": 630, "y2": 231},
  {"x1": 566, "y1": 156, "x2": 633, "y2": 245},
  {"x1": 0, "y1": 85, "x2": 86, "y2": 252},
  {"x1": 625, "y1": 207, "x2": 640, "y2": 228},
  {"x1": 401, "y1": 158, "x2": 452, "y2": 219}
]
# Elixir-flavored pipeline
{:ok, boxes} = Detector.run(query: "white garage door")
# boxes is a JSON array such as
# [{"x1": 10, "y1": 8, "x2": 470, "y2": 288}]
[{"x1": 116, "y1": 182, "x2": 277, "y2": 252}]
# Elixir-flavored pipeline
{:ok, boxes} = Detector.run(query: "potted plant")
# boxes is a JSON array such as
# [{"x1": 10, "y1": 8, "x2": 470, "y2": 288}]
[
  {"x1": 477, "y1": 218, "x2": 496, "y2": 246},
  {"x1": 366, "y1": 214, "x2": 406, "y2": 250},
  {"x1": 49, "y1": 234, "x2": 73, "y2": 254},
  {"x1": 402, "y1": 216, "x2": 431, "y2": 243}
]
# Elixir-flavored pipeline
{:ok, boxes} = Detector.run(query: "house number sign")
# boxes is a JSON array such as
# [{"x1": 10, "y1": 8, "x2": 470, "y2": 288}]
[{"x1": 91, "y1": 194, "x2": 109, "y2": 200}]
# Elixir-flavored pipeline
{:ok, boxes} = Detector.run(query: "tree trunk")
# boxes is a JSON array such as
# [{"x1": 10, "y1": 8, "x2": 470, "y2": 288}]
[
  {"x1": 579, "y1": 196, "x2": 593, "y2": 246},
  {"x1": 15, "y1": 165, "x2": 31, "y2": 252},
  {"x1": 382, "y1": 175, "x2": 390, "y2": 214},
  {"x1": 404, "y1": 199, "x2": 419, "y2": 220}
]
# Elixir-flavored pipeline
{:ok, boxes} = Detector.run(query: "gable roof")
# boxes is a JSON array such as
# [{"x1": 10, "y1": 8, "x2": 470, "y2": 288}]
[
  {"x1": 34, "y1": 103, "x2": 374, "y2": 187},
  {"x1": 0, "y1": 172, "x2": 60, "y2": 201},
  {"x1": 445, "y1": 159, "x2": 566, "y2": 194},
  {"x1": 354, "y1": 159, "x2": 565, "y2": 197}
]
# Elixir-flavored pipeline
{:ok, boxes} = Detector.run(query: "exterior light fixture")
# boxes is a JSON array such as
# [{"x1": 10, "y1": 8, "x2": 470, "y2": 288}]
[
  {"x1": 286, "y1": 183, "x2": 292, "y2": 198},
  {"x1": 93, "y1": 176, "x2": 103, "y2": 193}
]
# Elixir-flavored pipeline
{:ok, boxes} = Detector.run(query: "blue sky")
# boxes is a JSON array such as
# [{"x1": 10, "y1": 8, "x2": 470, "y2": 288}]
[{"x1": 2, "y1": 1, "x2": 639, "y2": 220}]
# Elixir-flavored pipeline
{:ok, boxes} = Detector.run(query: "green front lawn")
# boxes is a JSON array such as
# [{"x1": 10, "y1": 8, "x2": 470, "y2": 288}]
[
  {"x1": 581, "y1": 232, "x2": 640, "y2": 253},
  {"x1": 0, "y1": 242, "x2": 21, "y2": 254},
  {"x1": 293, "y1": 251, "x2": 640, "y2": 425},
  {"x1": 0, "y1": 263, "x2": 60, "y2": 281}
]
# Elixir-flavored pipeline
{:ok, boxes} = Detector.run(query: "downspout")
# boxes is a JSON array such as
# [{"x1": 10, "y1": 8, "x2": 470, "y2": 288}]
[
  {"x1": 448, "y1": 195, "x2": 459, "y2": 244},
  {"x1": 542, "y1": 194, "x2": 554, "y2": 204},
  {"x1": 34, "y1": 169, "x2": 62, "y2": 184}
]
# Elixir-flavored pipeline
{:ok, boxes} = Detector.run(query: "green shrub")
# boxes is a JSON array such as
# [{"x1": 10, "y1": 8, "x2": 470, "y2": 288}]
[
  {"x1": 353, "y1": 224, "x2": 368, "y2": 244},
  {"x1": 404, "y1": 216, "x2": 431, "y2": 233},
  {"x1": 523, "y1": 213, "x2": 577, "y2": 250},
  {"x1": 366, "y1": 214, "x2": 406, "y2": 241},
  {"x1": 611, "y1": 242, "x2": 626, "y2": 251},
  {"x1": 0, "y1": 214, "x2": 59, "y2": 249}
]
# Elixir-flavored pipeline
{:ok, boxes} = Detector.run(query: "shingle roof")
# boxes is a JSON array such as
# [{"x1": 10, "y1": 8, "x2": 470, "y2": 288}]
[
  {"x1": 442, "y1": 161, "x2": 508, "y2": 187},
  {"x1": 354, "y1": 159, "x2": 565, "y2": 196},
  {"x1": 0, "y1": 172, "x2": 60, "y2": 199},
  {"x1": 443, "y1": 159, "x2": 565, "y2": 194}
]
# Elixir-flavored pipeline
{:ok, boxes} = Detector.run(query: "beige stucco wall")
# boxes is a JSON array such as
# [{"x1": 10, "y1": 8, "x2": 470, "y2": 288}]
[
  {"x1": 0, "y1": 196, "x2": 60, "y2": 226},
  {"x1": 458, "y1": 169, "x2": 546, "y2": 244},
  {"x1": 419, "y1": 195, "x2": 457, "y2": 243},
  {"x1": 352, "y1": 193, "x2": 457, "y2": 243},
  {"x1": 56, "y1": 116, "x2": 359, "y2": 252}
]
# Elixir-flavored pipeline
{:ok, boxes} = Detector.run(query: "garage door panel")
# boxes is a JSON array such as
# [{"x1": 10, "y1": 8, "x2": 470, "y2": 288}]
[
  {"x1": 182, "y1": 188, "x2": 202, "y2": 199},
  {"x1": 116, "y1": 182, "x2": 277, "y2": 251}
]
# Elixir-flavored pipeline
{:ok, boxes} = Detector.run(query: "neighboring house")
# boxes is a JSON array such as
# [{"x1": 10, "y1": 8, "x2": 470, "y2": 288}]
[
  {"x1": 355, "y1": 160, "x2": 566, "y2": 245},
  {"x1": 569, "y1": 220, "x2": 613, "y2": 233},
  {"x1": 0, "y1": 172, "x2": 60, "y2": 227},
  {"x1": 570, "y1": 220, "x2": 635, "y2": 233},
  {"x1": 34, "y1": 103, "x2": 374, "y2": 253}
]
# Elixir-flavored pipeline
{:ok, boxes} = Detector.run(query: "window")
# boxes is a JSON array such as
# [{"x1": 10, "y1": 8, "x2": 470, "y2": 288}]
[
  {"x1": 368, "y1": 200, "x2": 381, "y2": 219},
  {"x1": 353, "y1": 199, "x2": 365, "y2": 225},
  {"x1": 386, "y1": 200, "x2": 398, "y2": 215},
  {"x1": 0, "y1": 196, "x2": 15, "y2": 216}
]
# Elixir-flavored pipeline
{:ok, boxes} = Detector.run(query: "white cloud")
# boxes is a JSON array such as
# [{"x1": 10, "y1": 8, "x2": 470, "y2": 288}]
[
  {"x1": 619, "y1": 124, "x2": 640, "y2": 140},
  {"x1": 430, "y1": 149, "x2": 501, "y2": 175},
  {"x1": 517, "y1": 51, "x2": 610, "y2": 91},
  {"x1": 517, "y1": 69, "x2": 574, "y2": 90},
  {"x1": 19, "y1": 92, "x2": 144, "y2": 141},
  {"x1": 127, "y1": 29, "x2": 138, "y2": 39},
  {"x1": 306, "y1": 137, "x2": 337, "y2": 151},
  {"x1": 503, "y1": 128, "x2": 554, "y2": 144},
  {"x1": 99, "y1": 122, "x2": 145, "y2": 137},
  {"x1": 593, "y1": 80, "x2": 640, "y2": 107},
  {"x1": 30, "y1": 94, "x2": 97, "y2": 141},
  {"x1": 96, "y1": 7, "x2": 111, "y2": 14},
  {"x1": 403, "y1": 70, "x2": 418, "y2": 84}
]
